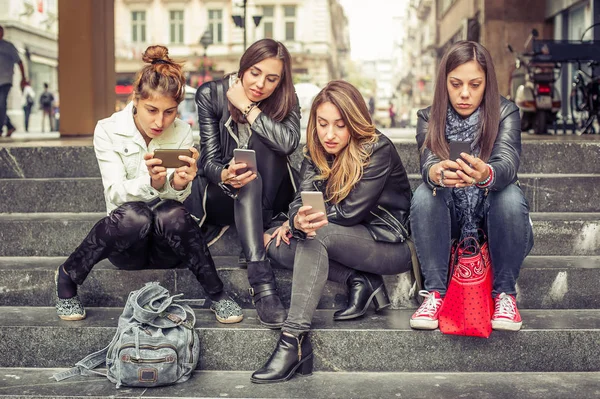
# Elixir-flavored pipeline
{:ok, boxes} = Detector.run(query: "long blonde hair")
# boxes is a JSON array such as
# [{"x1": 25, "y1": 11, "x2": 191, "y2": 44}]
[{"x1": 305, "y1": 80, "x2": 378, "y2": 204}]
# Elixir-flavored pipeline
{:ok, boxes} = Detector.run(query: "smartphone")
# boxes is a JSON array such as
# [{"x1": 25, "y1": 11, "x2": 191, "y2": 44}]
[
  {"x1": 301, "y1": 191, "x2": 328, "y2": 222},
  {"x1": 449, "y1": 141, "x2": 472, "y2": 161},
  {"x1": 153, "y1": 149, "x2": 193, "y2": 168},
  {"x1": 233, "y1": 148, "x2": 257, "y2": 175}
]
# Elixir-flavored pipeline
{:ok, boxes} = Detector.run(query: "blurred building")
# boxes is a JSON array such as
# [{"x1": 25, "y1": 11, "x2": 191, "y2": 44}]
[
  {"x1": 114, "y1": 0, "x2": 350, "y2": 106},
  {"x1": 0, "y1": 0, "x2": 58, "y2": 127},
  {"x1": 399, "y1": 0, "x2": 600, "y2": 114}
]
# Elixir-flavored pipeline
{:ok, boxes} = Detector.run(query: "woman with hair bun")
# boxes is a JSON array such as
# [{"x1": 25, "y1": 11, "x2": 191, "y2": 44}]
[{"x1": 53, "y1": 45, "x2": 243, "y2": 324}]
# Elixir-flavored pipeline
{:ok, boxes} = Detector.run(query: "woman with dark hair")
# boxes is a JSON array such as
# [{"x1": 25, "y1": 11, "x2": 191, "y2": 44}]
[
  {"x1": 251, "y1": 80, "x2": 413, "y2": 384},
  {"x1": 410, "y1": 41, "x2": 534, "y2": 332},
  {"x1": 184, "y1": 39, "x2": 300, "y2": 328},
  {"x1": 54, "y1": 45, "x2": 243, "y2": 324}
]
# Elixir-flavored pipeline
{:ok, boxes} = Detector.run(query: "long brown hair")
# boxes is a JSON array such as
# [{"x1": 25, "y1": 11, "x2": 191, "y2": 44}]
[
  {"x1": 424, "y1": 41, "x2": 500, "y2": 161},
  {"x1": 230, "y1": 39, "x2": 296, "y2": 123},
  {"x1": 132, "y1": 45, "x2": 186, "y2": 104},
  {"x1": 305, "y1": 80, "x2": 378, "y2": 204}
]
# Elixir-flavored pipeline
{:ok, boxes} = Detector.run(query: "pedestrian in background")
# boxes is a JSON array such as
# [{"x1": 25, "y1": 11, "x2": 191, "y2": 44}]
[
  {"x1": 410, "y1": 41, "x2": 533, "y2": 332},
  {"x1": 0, "y1": 25, "x2": 27, "y2": 137},
  {"x1": 21, "y1": 80, "x2": 34, "y2": 132},
  {"x1": 40, "y1": 82, "x2": 54, "y2": 132},
  {"x1": 184, "y1": 38, "x2": 300, "y2": 328}
]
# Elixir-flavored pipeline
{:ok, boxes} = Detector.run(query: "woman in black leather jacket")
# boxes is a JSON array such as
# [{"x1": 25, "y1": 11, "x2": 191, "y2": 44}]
[
  {"x1": 184, "y1": 39, "x2": 300, "y2": 328},
  {"x1": 251, "y1": 80, "x2": 413, "y2": 384},
  {"x1": 409, "y1": 41, "x2": 534, "y2": 332}
]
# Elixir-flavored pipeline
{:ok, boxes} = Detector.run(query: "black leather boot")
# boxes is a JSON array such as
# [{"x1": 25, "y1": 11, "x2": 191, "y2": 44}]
[
  {"x1": 251, "y1": 332, "x2": 313, "y2": 384},
  {"x1": 248, "y1": 260, "x2": 287, "y2": 328},
  {"x1": 333, "y1": 271, "x2": 391, "y2": 321}
]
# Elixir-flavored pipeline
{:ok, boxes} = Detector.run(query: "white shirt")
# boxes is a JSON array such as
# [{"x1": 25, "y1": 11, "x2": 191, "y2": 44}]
[
  {"x1": 22, "y1": 85, "x2": 35, "y2": 107},
  {"x1": 93, "y1": 102, "x2": 193, "y2": 214}
]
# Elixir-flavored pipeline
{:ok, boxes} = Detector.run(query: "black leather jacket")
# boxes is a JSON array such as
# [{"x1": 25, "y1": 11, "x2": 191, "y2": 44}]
[
  {"x1": 416, "y1": 97, "x2": 521, "y2": 191},
  {"x1": 289, "y1": 133, "x2": 412, "y2": 243},
  {"x1": 185, "y1": 77, "x2": 301, "y2": 224},
  {"x1": 196, "y1": 77, "x2": 301, "y2": 185}
]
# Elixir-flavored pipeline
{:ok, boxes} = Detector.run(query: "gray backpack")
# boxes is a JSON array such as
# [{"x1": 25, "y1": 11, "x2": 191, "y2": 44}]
[{"x1": 54, "y1": 282, "x2": 201, "y2": 388}]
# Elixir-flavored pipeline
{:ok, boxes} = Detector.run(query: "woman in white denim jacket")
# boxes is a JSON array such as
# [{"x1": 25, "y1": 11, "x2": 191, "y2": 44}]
[{"x1": 54, "y1": 45, "x2": 243, "y2": 324}]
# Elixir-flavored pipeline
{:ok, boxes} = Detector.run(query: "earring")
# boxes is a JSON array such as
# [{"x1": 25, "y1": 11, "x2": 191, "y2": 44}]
[{"x1": 132, "y1": 105, "x2": 137, "y2": 115}]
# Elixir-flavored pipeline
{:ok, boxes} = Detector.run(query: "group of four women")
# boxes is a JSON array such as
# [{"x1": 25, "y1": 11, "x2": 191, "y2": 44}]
[{"x1": 54, "y1": 38, "x2": 533, "y2": 384}]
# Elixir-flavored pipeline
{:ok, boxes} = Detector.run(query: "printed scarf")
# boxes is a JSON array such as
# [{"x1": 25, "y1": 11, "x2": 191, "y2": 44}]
[{"x1": 445, "y1": 106, "x2": 485, "y2": 241}]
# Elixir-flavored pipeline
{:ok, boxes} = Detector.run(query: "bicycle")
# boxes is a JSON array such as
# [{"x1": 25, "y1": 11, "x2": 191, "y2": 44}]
[
  {"x1": 569, "y1": 23, "x2": 600, "y2": 135},
  {"x1": 570, "y1": 60, "x2": 600, "y2": 134}
]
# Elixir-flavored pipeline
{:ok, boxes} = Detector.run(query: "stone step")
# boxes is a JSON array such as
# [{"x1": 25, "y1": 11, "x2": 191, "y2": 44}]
[
  {"x1": 0, "y1": 368, "x2": 598, "y2": 398},
  {"x1": 0, "y1": 256, "x2": 598, "y2": 310},
  {"x1": 0, "y1": 212, "x2": 598, "y2": 257},
  {"x1": 1, "y1": 140, "x2": 599, "y2": 179},
  {"x1": 2, "y1": 174, "x2": 599, "y2": 213},
  {"x1": 0, "y1": 307, "x2": 599, "y2": 372}
]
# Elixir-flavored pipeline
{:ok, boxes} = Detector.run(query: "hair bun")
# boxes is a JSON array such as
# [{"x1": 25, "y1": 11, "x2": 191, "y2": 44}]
[{"x1": 142, "y1": 45, "x2": 170, "y2": 65}]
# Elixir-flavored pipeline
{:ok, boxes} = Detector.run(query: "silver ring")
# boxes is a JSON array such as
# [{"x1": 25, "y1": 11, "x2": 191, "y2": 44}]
[
  {"x1": 471, "y1": 177, "x2": 476, "y2": 185},
  {"x1": 440, "y1": 169, "x2": 445, "y2": 181}
]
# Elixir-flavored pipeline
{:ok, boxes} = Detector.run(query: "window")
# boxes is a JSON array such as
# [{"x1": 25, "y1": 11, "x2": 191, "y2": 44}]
[
  {"x1": 262, "y1": 6, "x2": 274, "y2": 39},
  {"x1": 208, "y1": 9, "x2": 223, "y2": 44},
  {"x1": 169, "y1": 10, "x2": 184, "y2": 44},
  {"x1": 283, "y1": 5, "x2": 296, "y2": 41},
  {"x1": 132, "y1": 11, "x2": 146, "y2": 43}
]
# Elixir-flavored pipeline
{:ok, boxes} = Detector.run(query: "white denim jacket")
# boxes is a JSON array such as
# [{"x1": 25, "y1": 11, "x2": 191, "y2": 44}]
[{"x1": 93, "y1": 102, "x2": 193, "y2": 214}]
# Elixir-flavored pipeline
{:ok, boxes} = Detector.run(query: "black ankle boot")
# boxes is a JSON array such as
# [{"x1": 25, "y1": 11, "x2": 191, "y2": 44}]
[
  {"x1": 251, "y1": 332, "x2": 313, "y2": 384},
  {"x1": 248, "y1": 260, "x2": 287, "y2": 328},
  {"x1": 333, "y1": 271, "x2": 391, "y2": 321},
  {"x1": 249, "y1": 282, "x2": 287, "y2": 328}
]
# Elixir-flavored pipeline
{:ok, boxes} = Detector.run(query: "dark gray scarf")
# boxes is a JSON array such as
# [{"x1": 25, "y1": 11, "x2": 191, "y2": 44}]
[{"x1": 445, "y1": 106, "x2": 485, "y2": 241}]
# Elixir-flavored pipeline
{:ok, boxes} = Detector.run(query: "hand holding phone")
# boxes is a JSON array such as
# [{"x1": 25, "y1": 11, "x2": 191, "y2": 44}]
[
  {"x1": 233, "y1": 149, "x2": 257, "y2": 175},
  {"x1": 301, "y1": 191, "x2": 328, "y2": 223},
  {"x1": 153, "y1": 149, "x2": 193, "y2": 168},
  {"x1": 448, "y1": 141, "x2": 472, "y2": 171}
]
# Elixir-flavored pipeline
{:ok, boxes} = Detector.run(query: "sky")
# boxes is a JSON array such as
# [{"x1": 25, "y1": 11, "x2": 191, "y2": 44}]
[{"x1": 339, "y1": 0, "x2": 408, "y2": 61}]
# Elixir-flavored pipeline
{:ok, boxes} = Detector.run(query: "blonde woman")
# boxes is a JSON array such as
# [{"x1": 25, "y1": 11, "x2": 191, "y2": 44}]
[{"x1": 251, "y1": 80, "x2": 413, "y2": 384}]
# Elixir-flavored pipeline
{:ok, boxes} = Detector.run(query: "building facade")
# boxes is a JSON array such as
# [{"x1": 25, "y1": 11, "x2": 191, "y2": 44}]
[
  {"x1": 114, "y1": 0, "x2": 350, "y2": 106},
  {"x1": 400, "y1": 0, "x2": 600, "y2": 117}
]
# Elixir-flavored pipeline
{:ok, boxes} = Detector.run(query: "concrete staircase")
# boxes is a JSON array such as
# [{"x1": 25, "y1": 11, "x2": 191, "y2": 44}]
[{"x1": 0, "y1": 135, "x2": 599, "y2": 398}]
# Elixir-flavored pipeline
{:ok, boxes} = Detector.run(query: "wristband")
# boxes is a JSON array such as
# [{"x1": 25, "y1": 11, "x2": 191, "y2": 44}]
[
  {"x1": 242, "y1": 102, "x2": 257, "y2": 118},
  {"x1": 476, "y1": 164, "x2": 494, "y2": 188}
]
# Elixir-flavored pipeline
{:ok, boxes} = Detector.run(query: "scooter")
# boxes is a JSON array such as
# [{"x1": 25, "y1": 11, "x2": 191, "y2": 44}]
[{"x1": 508, "y1": 29, "x2": 561, "y2": 134}]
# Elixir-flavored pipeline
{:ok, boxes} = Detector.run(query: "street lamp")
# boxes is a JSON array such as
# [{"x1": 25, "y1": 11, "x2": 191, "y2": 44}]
[
  {"x1": 232, "y1": 0, "x2": 263, "y2": 50},
  {"x1": 199, "y1": 29, "x2": 213, "y2": 84}
]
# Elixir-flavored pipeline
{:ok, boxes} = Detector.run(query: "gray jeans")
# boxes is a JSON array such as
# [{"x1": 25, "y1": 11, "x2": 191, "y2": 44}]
[{"x1": 266, "y1": 222, "x2": 412, "y2": 336}]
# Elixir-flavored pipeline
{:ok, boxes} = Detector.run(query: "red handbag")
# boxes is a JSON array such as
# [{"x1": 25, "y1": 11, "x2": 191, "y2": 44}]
[{"x1": 438, "y1": 237, "x2": 494, "y2": 338}]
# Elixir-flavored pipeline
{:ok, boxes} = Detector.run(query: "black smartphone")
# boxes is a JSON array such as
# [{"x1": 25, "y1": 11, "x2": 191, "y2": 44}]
[
  {"x1": 153, "y1": 149, "x2": 193, "y2": 168},
  {"x1": 301, "y1": 191, "x2": 328, "y2": 222},
  {"x1": 233, "y1": 149, "x2": 257, "y2": 175},
  {"x1": 449, "y1": 141, "x2": 472, "y2": 161}
]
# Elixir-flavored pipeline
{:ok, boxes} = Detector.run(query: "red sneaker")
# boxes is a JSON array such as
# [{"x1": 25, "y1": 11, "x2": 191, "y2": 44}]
[
  {"x1": 492, "y1": 293, "x2": 522, "y2": 331},
  {"x1": 410, "y1": 290, "x2": 443, "y2": 330}
]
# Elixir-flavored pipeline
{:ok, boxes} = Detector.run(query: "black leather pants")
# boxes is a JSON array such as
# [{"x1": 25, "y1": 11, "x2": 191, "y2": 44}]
[
  {"x1": 204, "y1": 135, "x2": 292, "y2": 286},
  {"x1": 62, "y1": 200, "x2": 224, "y2": 296}
]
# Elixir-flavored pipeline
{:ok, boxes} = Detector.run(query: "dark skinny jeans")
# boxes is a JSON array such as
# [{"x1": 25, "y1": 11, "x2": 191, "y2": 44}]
[
  {"x1": 62, "y1": 200, "x2": 224, "y2": 297},
  {"x1": 266, "y1": 222, "x2": 412, "y2": 336}
]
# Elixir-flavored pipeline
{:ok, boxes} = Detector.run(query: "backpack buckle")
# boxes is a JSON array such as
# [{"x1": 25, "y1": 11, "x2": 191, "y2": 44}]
[{"x1": 166, "y1": 313, "x2": 183, "y2": 325}]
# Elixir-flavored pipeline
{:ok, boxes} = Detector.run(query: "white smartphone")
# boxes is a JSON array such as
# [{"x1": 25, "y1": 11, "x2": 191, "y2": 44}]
[
  {"x1": 301, "y1": 191, "x2": 328, "y2": 222},
  {"x1": 233, "y1": 149, "x2": 257, "y2": 175}
]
